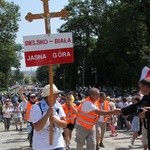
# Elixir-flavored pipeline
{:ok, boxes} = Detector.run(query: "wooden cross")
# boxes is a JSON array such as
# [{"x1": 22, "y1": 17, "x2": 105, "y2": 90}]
[{"x1": 25, "y1": 0, "x2": 68, "y2": 145}]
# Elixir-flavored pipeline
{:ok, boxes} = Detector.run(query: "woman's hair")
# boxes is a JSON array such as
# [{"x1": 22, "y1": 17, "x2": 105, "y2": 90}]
[{"x1": 66, "y1": 94, "x2": 74, "y2": 102}]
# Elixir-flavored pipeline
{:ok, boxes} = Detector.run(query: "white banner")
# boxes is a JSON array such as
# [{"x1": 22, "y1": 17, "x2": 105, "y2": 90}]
[{"x1": 23, "y1": 32, "x2": 73, "y2": 51}]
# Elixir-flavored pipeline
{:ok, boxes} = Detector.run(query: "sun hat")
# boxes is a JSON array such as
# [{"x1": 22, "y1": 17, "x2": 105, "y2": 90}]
[{"x1": 41, "y1": 84, "x2": 62, "y2": 97}]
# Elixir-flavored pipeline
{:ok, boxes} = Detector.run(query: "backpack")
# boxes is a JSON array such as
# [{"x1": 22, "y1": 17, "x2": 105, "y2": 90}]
[
  {"x1": 37, "y1": 102, "x2": 59, "y2": 116},
  {"x1": 37, "y1": 102, "x2": 44, "y2": 115}
]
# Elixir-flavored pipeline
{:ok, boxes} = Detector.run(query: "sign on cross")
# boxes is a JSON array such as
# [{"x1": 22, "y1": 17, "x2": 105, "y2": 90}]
[{"x1": 25, "y1": 0, "x2": 68, "y2": 145}]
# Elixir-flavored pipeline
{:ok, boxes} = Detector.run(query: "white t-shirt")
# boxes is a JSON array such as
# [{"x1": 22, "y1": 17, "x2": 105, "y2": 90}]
[
  {"x1": 97, "y1": 102, "x2": 111, "y2": 122},
  {"x1": 2, "y1": 107, "x2": 13, "y2": 118},
  {"x1": 98, "y1": 103, "x2": 105, "y2": 122},
  {"x1": 81, "y1": 101, "x2": 98, "y2": 113},
  {"x1": 19, "y1": 100, "x2": 27, "y2": 111},
  {"x1": 30, "y1": 99, "x2": 66, "y2": 150},
  {"x1": 13, "y1": 105, "x2": 23, "y2": 118},
  {"x1": 117, "y1": 101, "x2": 124, "y2": 108}
]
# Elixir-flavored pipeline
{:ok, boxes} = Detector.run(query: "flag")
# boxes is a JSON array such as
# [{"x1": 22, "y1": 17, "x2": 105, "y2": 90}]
[{"x1": 140, "y1": 66, "x2": 150, "y2": 81}]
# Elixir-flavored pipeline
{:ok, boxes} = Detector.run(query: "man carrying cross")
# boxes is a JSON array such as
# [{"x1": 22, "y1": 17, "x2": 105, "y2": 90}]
[
  {"x1": 24, "y1": 0, "x2": 69, "y2": 148},
  {"x1": 29, "y1": 84, "x2": 67, "y2": 150}
]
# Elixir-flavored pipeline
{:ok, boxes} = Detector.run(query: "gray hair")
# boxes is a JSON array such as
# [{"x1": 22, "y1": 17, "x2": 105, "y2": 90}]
[{"x1": 88, "y1": 88, "x2": 100, "y2": 96}]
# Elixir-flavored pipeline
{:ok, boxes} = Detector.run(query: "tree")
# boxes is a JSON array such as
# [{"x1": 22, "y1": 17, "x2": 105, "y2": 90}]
[
  {"x1": 24, "y1": 76, "x2": 30, "y2": 85},
  {"x1": 35, "y1": 0, "x2": 150, "y2": 91},
  {"x1": 13, "y1": 69, "x2": 24, "y2": 85},
  {"x1": 58, "y1": 0, "x2": 98, "y2": 89},
  {"x1": 31, "y1": 75, "x2": 37, "y2": 85},
  {"x1": 92, "y1": 1, "x2": 149, "y2": 89},
  {"x1": 36, "y1": 66, "x2": 49, "y2": 85},
  {"x1": 58, "y1": 0, "x2": 150, "y2": 90},
  {"x1": 0, "y1": 0, "x2": 21, "y2": 88}
]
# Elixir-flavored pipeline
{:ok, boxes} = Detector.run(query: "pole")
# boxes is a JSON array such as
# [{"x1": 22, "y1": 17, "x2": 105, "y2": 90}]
[{"x1": 42, "y1": 0, "x2": 54, "y2": 145}]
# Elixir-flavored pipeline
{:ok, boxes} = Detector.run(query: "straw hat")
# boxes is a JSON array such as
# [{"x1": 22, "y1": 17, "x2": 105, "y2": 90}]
[{"x1": 41, "y1": 84, "x2": 62, "y2": 97}]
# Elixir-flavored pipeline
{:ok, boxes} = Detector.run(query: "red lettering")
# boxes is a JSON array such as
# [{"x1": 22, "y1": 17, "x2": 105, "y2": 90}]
[{"x1": 25, "y1": 39, "x2": 48, "y2": 46}]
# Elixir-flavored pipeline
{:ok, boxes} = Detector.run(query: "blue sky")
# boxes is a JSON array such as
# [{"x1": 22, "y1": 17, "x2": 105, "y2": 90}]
[{"x1": 6, "y1": 0, "x2": 68, "y2": 71}]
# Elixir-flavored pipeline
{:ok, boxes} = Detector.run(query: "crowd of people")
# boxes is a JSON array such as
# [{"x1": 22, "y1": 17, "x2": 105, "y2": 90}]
[{"x1": 0, "y1": 75, "x2": 150, "y2": 150}]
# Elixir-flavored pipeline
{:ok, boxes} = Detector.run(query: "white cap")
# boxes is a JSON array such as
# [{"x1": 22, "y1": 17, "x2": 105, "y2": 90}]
[
  {"x1": 41, "y1": 84, "x2": 62, "y2": 97},
  {"x1": 30, "y1": 93, "x2": 36, "y2": 97}
]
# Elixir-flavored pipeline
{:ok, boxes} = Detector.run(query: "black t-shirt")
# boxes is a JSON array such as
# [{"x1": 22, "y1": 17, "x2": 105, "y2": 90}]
[{"x1": 122, "y1": 93, "x2": 150, "y2": 116}]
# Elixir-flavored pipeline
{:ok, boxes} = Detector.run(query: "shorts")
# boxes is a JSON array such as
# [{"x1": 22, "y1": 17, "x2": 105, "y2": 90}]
[
  {"x1": 66, "y1": 123, "x2": 75, "y2": 131},
  {"x1": 96, "y1": 122, "x2": 107, "y2": 134},
  {"x1": 131, "y1": 116, "x2": 140, "y2": 132},
  {"x1": 13, "y1": 118, "x2": 22, "y2": 123}
]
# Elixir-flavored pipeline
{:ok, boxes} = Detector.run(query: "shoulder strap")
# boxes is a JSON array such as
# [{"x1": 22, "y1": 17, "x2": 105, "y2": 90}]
[{"x1": 38, "y1": 102, "x2": 43, "y2": 115}]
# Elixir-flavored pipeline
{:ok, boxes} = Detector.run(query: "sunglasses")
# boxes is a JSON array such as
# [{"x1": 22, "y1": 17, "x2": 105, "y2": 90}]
[{"x1": 30, "y1": 96, "x2": 36, "y2": 99}]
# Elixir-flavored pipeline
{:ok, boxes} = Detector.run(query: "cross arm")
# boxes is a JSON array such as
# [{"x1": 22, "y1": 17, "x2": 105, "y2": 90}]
[{"x1": 25, "y1": 9, "x2": 69, "y2": 22}]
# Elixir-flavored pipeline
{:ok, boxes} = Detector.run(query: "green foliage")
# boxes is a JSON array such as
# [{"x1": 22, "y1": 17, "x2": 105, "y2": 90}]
[
  {"x1": 0, "y1": 0, "x2": 21, "y2": 88},
  {"x1": 31, "y1": 76, "x2": 37, "y2": 84},
  {"x1": 33, "y1": 0, "x2": 150, "y2": 91},
  {"x1": 13, "y1": 69, "x2": 24, "y2": 84},
  {"x1": 0, "y1": 87, "x2": 7, "y2": 92},
  {"x1": 0, "y1": 72, "x2": 5, "y2": 87},
  {"x1": 24, "y1": 76, "x2": 30, "y2": 85},
  {"x1": 0, "y1": 1, "x2": 20, "y2": 41},
  {"x1": 36, "y1": 66, "x2": 49, "y2": 85},
  {"x1": 57, "y1": 0, "x2": 150, "y2": 90},
  {"x1": 1, "y1": 0, "x2": 149, "y2": 92}
]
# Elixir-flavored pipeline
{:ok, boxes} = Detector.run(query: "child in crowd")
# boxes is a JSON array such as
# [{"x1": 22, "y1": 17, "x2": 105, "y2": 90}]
[
  {"x1": 109, "y1": 98, "x2": 118, "y2": 137},
  {"x1": 109, "y1": 115, "x2": 118, "y2": 137}
]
